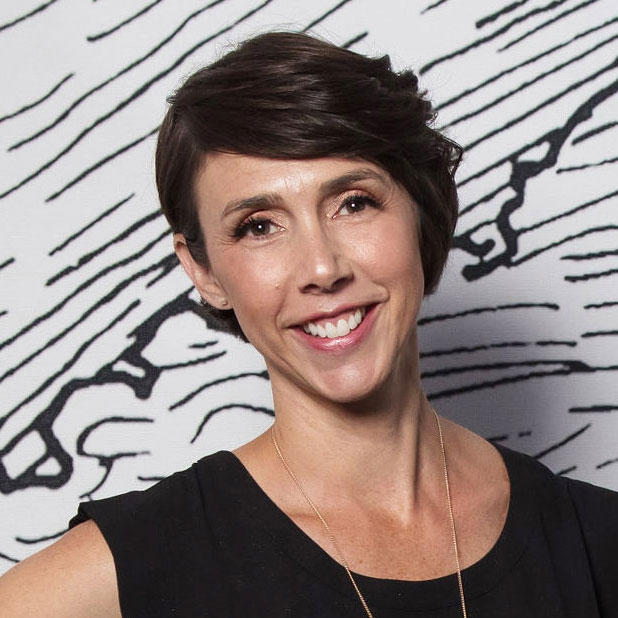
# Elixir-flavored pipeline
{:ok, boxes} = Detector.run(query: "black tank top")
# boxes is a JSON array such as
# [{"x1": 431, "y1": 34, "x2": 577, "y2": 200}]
[{"x1": 70, "y1": 444, "x2": 618, "y2": 617}]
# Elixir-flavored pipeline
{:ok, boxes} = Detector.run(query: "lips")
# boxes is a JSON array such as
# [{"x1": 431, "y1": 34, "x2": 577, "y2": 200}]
[{"x1": 301, "y1": 307, "x2": 367, "y2": 339}]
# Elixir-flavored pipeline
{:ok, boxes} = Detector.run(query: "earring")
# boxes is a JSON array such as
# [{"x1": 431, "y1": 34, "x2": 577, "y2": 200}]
[{"x1": 220, "y1": 299, "x2": 229, "y2": 307}]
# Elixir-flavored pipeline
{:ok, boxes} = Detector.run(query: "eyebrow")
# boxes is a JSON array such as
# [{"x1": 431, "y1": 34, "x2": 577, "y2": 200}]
[{"x1": 221, "y1": 167, "x2": 388, "y2": 219}]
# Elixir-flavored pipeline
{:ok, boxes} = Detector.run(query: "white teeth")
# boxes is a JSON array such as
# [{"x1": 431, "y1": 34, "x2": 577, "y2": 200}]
[
  {"x1": 336, "y1": 318, "x2": 350, "y2": 336},
  {"x1": 302, "y1": 307, "x2": 368, "y2": 339},
  {"x1": 347, "y1": 313, "x2": 358, "y2": 330}
]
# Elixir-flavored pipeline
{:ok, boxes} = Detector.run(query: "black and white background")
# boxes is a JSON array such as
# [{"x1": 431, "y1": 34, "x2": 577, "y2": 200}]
[{"x1": 1, "y1": 0, "x2": 617, "y2": 572}]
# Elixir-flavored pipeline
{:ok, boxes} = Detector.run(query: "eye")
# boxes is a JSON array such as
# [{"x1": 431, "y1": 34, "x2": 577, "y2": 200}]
[
  {"x1": 234, "y1": 216, "x2": 279, "y2": 238},
  {"x1": 337, "y1": 194, "x2": 381, "y2": 216}
]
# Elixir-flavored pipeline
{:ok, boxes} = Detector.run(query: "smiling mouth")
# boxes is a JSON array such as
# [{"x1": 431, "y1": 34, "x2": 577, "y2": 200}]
[{"x1": 301, "y1": 307, "x2": 368, "y2": 339}]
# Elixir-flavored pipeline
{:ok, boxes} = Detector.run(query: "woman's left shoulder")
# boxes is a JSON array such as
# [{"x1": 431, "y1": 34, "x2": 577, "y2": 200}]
[{"x1": 562, "y1": 474, "x2": 618, "y2": 533}]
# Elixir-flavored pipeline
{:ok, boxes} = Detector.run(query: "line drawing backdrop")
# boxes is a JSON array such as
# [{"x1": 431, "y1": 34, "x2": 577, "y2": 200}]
[{"x1": 1, "y1": 0, "x2": 617, "y2": 572}]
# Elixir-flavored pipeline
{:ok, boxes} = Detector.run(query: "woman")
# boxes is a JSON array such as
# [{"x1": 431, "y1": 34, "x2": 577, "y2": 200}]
[{"x1": 2, "y1": 31, "x2": 617, "y2": 618}]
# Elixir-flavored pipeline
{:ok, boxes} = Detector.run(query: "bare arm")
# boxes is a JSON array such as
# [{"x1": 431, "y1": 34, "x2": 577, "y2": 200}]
[{"x1": 0, "y1": 521, "x2": 121, "y2": 618}]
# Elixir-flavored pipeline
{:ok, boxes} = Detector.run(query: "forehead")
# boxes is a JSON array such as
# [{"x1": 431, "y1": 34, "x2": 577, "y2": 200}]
[{"x1": 193, "y1": 153, "x2": 394, "y2": 216}]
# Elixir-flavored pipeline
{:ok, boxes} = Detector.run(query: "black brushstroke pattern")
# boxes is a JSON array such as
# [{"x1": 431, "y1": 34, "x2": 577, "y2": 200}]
[
  {"x1": 533, "y1": 424, "x2": 591, "y2": 459},
  {"x1": 0, "y1": 301, "x2": 139, "y2": 493},
  {"x1": 536, "y1": 340, "x2": 577, "y2": 347},
  {"x1": 421, "y1": 358, "x2": 594, "y2": 380},
  {"x1": 342, "y1": 31, "x2": 368, "y2": 49},
  {"x1": 0, "y1": 235, "x2": 168, "y2": 392},
  {"x1": 15, "y1": 530, "x2": 65, "y2": 544},
  {"x1": 46, "y1": 128, "x2": 159, "y2": 201},
  {"x1": 0, "y1": 292, "x2": 218, "y2": 493},
  {"x1": 570, "y1": 405, "x2": 618, "y2": 412},
  {"x1": 170, "y1": 370, "x2": 270, "y2": 411},
  {"x1": 421, "y1": 341, "x2": 528, "y2": 358},
  {"x1": 477, "y1": 1, "x2": 530, "y2": 28},
  {"x1": 0, "y1": 0, "x2": 273, "y2": 200},
  {"x1": 436, "y1": 16, "x2": 618, "y2": 113},
  {"x1": 565, "y1": 267, "x2": 618, "y2": 283},
  {"x1": 597, "y1": 457, "x2": 618, "y2": 469},
  {"x1": 512, "y1": 225, "x2": 618, "y2": 268},
  {"x1": 0, "y1": 74, "x2": 72, "y2": 125},
  {"x1": 1, "y1": 299, "x2": 140, "y2": 428},
  {"x1": 0, "y1": 551, "x2": 18, "y2": 564},
  {"x1": 562, "y1": 248, "x2": 618, "y2": 261},
  {"x1": 418, "y1": 302, "x2": 558, "y2": 325},
  {"x1": 76, "y1": 416, "x2": 153, "y2": 499},
  {"x1": 520, "y1": 190, "x2": 618, "y2": 236},
  {"x1": 0, "y1": 243, "x2": 167, "y2": 406},
  {"x1": 584, "y1": 301, "x2": 618, "y2": 309},
  {"x1": 0, "y1": 0, "x2": 58, "y2": 33},
  {"x1": 0, "y1": 311, "x2": 7, "y2": 318},
  {"x1": 427, "y1": 361, "x2": 618, "y2": 401},
  {"x1": 188, "y1": 340, "x2": 219, "y2": 350},
  {"x1": 49, "y1": 194, "x2": 134, "y2": 256},
  {"x1": 8, "y1": 0, "x2": 228, "y2": 153},
  {"x1": 556, "y1": 465, "x2": 577, "y2": 475},
  {"x1": 443, "y1": 31, "x2": 618, "y2": 130},
  {"x1": 454, "y1": 65, "x2": 618, "y2": 280},
  {"x1": 572, "y1": 120, "x2": 618, "y2": 144},
  {"x1": 463, "y1": 61, "x2": 618, "y2": 152},
  {"x1": 420, "y1": 339, "x2": 576, "y2": 358},
  {"x1": 422, "y1": 0, "x2": 452, "y2": 13},
  {"x1": 421, "y1": 0, "x2": 570, "y2": 74},
  {"x1": 145, "y1": 253, "x2": 177, "y2": 288},
  {"x1": 0, "y1": 257, "x2": 15, "y2": 271},
  {"x1": 557, "y1": 154, "x2": 618, "y2": 173},
  {"x1": 47, "y1": 210, "x2": 160, "y2": 285},
  {"x1": 302, "y1": 0, "x2": 354, "y2": 32},
  {"x1": 581, "y1": 329, "x2": 618, "y2": 338},
  {"x1": 159, "y1": 351, "x2": 226, "y2": 370},
  {"x1": 191, "y1": 404, "x2": 274, "y2": 443},
  {"x1": 137, "y1": 475, "x2": 164, "y2": 482},
  {"x1": 0, "y1": 232, "x2": 167, "y2": 358},
  {"x1": 500, "y1": 0, "x2": 601, "y2": 52},
  {"x1": 87, "y1": 0, "x2": 165, "y2": 42}
]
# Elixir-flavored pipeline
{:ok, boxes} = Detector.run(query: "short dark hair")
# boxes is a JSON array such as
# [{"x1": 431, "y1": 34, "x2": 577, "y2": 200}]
[{"x1": 156, "y1": 31, "x2": 462, "y2": 341}]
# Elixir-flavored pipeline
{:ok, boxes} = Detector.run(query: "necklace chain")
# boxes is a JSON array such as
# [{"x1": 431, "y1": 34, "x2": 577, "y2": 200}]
[{"x1": 270, "y1": 409, "x2": 468, "y2": 618}]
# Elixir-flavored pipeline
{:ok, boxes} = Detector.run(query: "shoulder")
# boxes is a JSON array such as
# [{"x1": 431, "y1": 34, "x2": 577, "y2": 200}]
[
  {"x1": 0, "y1": 520, "x2": 120, "y2": 618},
  {"x1": 562, "y1": 475, "x2": 618, "y2": 548},
  {"x1": 67, "y1": 451, "x2": 235, "y2": 616},
  {"x1": 496, "y1": 444, "x2": 618, "y2": 597}
]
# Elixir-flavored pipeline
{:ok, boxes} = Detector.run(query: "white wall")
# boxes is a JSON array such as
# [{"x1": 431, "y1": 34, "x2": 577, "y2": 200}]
[{"x1": 1, "y1": 0, "x2": 617, "y2": 571}]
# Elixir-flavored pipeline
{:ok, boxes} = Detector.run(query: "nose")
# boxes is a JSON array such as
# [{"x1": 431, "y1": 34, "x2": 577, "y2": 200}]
[{"x1": 295, "y1": 225, "x2": 353, "y2": 294}]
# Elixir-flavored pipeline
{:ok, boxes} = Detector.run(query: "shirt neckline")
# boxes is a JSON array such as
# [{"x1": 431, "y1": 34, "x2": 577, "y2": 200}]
[{"x1": 214, "y1": 442, "x2": 536, "y2": 612}]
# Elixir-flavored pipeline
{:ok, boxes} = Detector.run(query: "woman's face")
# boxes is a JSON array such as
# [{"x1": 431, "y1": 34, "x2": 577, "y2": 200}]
[{"x1": 181, "y1": 154, "x2": 424, "y2": 403}]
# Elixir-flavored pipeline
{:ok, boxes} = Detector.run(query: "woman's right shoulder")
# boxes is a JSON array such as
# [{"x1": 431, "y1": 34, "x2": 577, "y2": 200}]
[{"x1": 0, "y1": 519, "x2": 121, "y2": 618}]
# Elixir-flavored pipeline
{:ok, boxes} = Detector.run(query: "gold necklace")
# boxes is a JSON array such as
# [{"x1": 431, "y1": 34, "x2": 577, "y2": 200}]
[{"x1": 270, "y1": 409, "x2": 468, "y2": 618}]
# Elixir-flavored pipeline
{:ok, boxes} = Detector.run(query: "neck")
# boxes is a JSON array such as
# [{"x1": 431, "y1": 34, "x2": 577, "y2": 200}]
[{"x1": 265, "y1": 350, "x2": 440, "y2": 516}]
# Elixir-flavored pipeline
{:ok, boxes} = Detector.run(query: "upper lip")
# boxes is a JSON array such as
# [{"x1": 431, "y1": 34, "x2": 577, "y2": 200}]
[{"x1": 291, "y1": 303, "x2": 374, "y2": 327}]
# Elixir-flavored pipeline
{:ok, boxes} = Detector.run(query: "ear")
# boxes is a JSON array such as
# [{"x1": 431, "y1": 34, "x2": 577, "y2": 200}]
[{"x1": 173, "y1": 233, "x2": 230, "y2": 310}]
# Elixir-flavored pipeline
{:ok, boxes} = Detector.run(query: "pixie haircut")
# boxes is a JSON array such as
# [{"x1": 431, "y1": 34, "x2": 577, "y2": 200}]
[{"x1": 156, "y1": 31, "x2": 462, "y2": 341}]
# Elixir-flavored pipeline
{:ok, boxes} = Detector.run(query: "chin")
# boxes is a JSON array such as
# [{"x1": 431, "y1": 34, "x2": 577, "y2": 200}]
[{"x1": 308, "y1": 366, "x2": 390, "y2": 405}]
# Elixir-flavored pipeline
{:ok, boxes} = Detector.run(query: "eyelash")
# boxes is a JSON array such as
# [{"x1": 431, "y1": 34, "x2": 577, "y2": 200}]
[{"x1": 232, "y1": 193, "x2": 382, "y2": 239}]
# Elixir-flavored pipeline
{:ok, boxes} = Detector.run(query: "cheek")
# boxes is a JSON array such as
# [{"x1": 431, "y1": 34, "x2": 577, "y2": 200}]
[
  {"x1": 356, "y1": 214, "x2": 423, "y2": 289},
  {"x1": 212, "y1": 248, "x2": 289, "y2": 323}
]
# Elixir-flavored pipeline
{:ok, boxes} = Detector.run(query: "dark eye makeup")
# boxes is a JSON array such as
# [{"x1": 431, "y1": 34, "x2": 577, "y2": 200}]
[
  {"x1": 232, "y1": 193, "x2": 382, "y2": 239},
  {"x1": 338, "y1": 193, "x2": 381, "y2": 215},
  {"x1": 233, "y1": 217, "x2": 275, "y2": 238}
]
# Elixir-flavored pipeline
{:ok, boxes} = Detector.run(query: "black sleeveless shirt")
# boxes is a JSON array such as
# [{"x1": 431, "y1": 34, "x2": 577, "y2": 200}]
[{"x1": 69, "y1": 445, "x2": 618, "y2": 617}]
